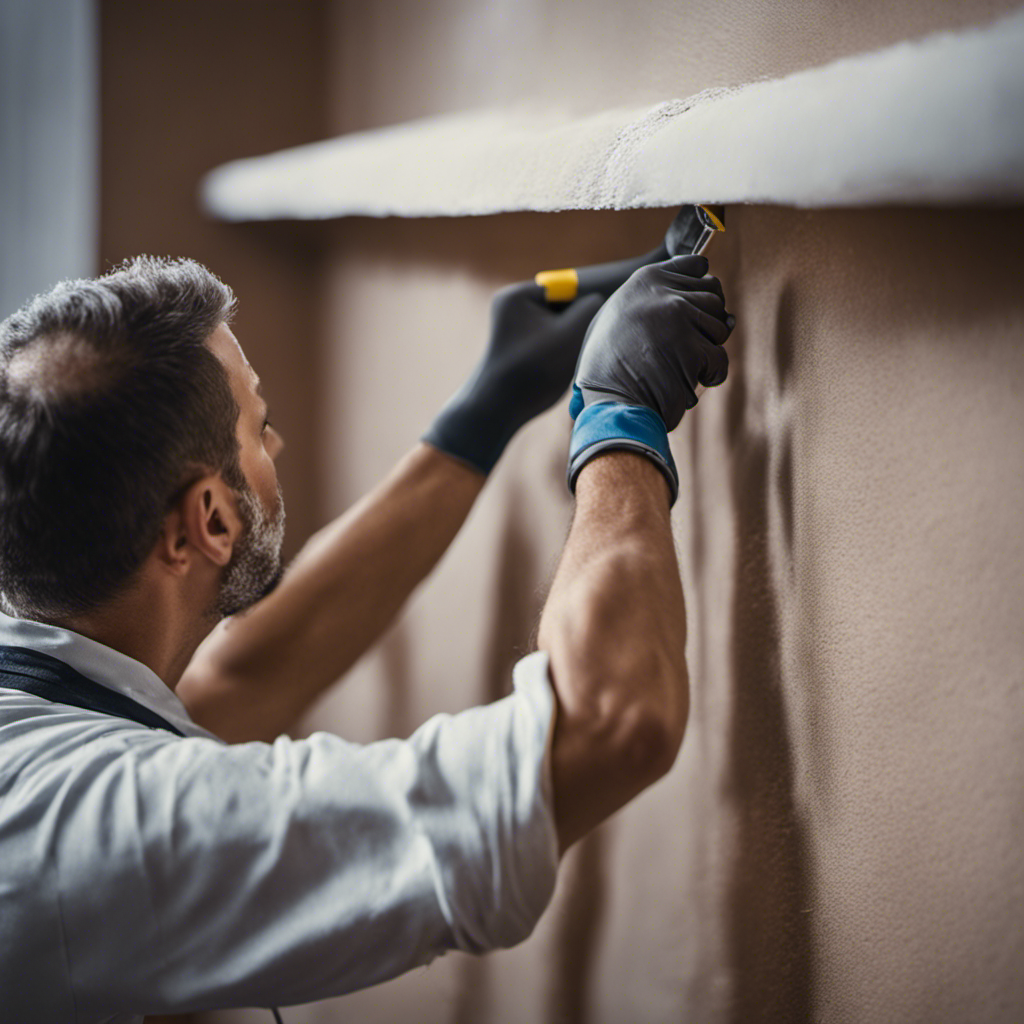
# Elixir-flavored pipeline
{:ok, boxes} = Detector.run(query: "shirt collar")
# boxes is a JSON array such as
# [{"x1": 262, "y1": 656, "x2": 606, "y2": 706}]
[{"x1": 0, "y1": 609, "x2": 220, "y2": 741}]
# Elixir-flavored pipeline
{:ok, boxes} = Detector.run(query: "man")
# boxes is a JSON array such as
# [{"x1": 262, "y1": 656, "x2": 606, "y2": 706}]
[{"x1": 0, "y1": 251, "x2": 732, "y2": 1022}]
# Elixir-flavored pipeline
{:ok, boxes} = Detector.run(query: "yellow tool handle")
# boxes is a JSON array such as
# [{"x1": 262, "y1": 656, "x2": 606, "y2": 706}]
[{"x1": 534, "y1": 268, "x2": 579, "y2": 303}]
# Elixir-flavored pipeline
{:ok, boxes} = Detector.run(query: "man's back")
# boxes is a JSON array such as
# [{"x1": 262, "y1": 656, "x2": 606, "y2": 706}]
[{"x1": 0, "y1": 611, "x2": 558, "y2": 1023}]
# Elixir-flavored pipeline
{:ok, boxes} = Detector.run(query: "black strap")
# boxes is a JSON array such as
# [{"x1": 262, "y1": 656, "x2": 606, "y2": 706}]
[{"x1": 0, "y1": 644, "x2": 185, "y2": 736}]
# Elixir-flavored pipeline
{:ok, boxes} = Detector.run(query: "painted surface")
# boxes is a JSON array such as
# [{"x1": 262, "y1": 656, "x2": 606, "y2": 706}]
[{"x1": 201, "y1": 1, "x2": 1024, "y2": 1021}]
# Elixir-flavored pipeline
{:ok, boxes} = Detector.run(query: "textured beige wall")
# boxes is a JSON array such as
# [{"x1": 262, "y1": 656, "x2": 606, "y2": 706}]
[
  {"x1": 211, "y1": 3, "x2": 1024, "y2": 1021},
  {"x1": 327, "y1": 0, "x2": 1024, "y2": 127},
  {"x1": 99, "y1": 0, "x2": 331, "y2": 564},
  {"x1": 667, "y1": 204, "x2": 1024, "y2": 1023},
  {"x1": 287, "y1": 203, "x2": 1024, "y2": 1024}
]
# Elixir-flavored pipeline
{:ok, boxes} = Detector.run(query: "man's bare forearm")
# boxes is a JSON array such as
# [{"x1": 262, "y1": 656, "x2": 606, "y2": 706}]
[
  {"x1": 178, "y1": 443, "x2": 485, "y2": 741},
  {"x1": 538, "y1": 452, "x2": 689, "y2": 853}
]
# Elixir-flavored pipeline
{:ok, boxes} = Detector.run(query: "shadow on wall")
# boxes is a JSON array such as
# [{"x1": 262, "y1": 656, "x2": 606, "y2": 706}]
[
  {"x1": 704, "y1": 204, "x2": 1024, "y2": 1022},
  {"x1": 722, "y1": 269, "x2": 812, "y2": 1022}
]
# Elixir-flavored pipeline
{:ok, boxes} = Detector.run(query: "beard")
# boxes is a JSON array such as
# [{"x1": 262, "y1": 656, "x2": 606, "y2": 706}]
[{"x1": 211, "y1": 481, "x2": 286, "y2": 619}]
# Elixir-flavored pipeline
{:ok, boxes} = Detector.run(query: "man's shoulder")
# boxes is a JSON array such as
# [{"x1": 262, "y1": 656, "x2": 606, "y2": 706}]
[{"x1": 0, "y1": 688, "x2": 171, "y2": 782}]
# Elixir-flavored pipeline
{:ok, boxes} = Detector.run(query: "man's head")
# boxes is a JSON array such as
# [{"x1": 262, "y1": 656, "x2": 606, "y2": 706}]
[{"x1": 0, "y1": 256, "x2": 285, "y2": 623}]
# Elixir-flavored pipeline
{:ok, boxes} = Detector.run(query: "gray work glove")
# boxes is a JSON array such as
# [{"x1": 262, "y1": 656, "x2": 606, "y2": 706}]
[
  {"x1": 567, "y1": 254, "x2": 735, "y2": 503},
  {"x1": 424, "y1": 282, "x2": 604, "y2": 474}
]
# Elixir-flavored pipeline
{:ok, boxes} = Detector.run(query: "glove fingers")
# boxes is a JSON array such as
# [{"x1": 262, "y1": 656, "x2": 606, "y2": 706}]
[
  {"x1": 493, "y1": 283, "x2": 603, "y2": 348},
  {"x1": 662, "y1": 253, "x2": 709, "y2": 278},
  {"x1": 698, "y1": 339, "x2": 730, "y2": 387},
  {"x1": 683, "y1": 299, "x2": 732, "y2": 345},
  {"x1": 681, "y1": 289, "x2": 727, "y2": 320},
  {"x1": 659, "y1": 270, "x2": 726, "y2": 305},
  {"x1": 644, "y1": 256, "x2": 728, "y2": 312},
  {"x1": 698, "y1": 274, "x2": 726, "y2": 305},
  {"x1": 491, "y1": 280, "x2": 545, "y2": 312}
]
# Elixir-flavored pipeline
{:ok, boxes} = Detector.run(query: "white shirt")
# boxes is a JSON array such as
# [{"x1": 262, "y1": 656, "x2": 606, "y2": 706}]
[{"x1": 0, "y1": 611, "x2": 559, "y2": 1024}]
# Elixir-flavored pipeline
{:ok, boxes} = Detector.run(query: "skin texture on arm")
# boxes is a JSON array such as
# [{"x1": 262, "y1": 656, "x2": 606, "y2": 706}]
[
  {"x1": 537, "y1": 450, "x2": 689, "y2": 855},
  {"x1": 177, "y1": 443, "x2": 484, "y2": 742}
]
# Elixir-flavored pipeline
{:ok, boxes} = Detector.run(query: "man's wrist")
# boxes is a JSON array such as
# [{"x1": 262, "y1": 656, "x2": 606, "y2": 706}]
[
  {"x1": 422, "y1": 389, "x2": 514, "y2": 476},
  {"x1": 567, "y1": 401, "x2": 679, "y2": 504},
  {"x1": 574, "y1": 449, "x2": 674, "y2": 512},
  {"x1": 414, "y1": 440, "x2": 489, "y2": 486}
]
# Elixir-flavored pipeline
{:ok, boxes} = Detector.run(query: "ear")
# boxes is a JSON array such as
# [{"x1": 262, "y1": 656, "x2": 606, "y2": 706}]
[{"x1": 156, "y1": 475, "x2": 243, "y2": 575}]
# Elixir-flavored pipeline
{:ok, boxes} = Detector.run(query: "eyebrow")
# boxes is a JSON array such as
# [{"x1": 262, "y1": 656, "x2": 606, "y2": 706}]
[{"x1": 250, "y1": 376, "x2": 269, "y2": 422}]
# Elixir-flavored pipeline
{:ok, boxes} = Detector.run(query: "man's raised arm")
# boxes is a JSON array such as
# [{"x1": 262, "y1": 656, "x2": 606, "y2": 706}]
[
  {"x1": 178, "y1": 284, "x2": 603, "y2": 743},
  {"x1": 537, "y1": 254, "x2": 734, "y2": 852}
]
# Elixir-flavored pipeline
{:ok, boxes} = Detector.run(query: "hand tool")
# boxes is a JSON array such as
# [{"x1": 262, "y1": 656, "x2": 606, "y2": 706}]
[{"x1": 534, "y1": 204, "x2": 725, "y2": 304}]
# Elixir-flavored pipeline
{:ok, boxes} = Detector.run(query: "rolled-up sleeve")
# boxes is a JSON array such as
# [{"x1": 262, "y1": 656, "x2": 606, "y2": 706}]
[{"x1": 45, "y1": 651, "x2": 559, "y2": 1017}]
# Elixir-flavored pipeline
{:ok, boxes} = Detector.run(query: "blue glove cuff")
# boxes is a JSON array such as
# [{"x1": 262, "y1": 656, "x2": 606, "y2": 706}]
[
  {"x1": 569, "y1": 383, "x2": 586, "y2": 420},
  {"x1": 567, "y1": 400, "x2": 679, "y2": 505}
]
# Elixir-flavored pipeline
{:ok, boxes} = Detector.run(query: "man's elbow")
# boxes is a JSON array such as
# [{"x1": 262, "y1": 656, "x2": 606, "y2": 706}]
[
  {"x1": 574, "y1": 656, "x2": 689, "y2": 790},
  {"x1": 610, "y1": 695, "x2": 687, "y2": 786},
  {"x1": 550, "y1": 661, "x2": 689, "y2": 853}
]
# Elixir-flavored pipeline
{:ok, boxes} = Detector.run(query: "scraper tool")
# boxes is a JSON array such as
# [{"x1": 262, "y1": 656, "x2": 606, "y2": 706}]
[{"x1": 534, "y1": 204, "x2": 725, "y2": 304}]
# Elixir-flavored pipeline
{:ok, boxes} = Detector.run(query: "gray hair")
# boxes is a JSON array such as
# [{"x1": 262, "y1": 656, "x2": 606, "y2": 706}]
[{"x1": 0, "y1": 256, "x2": 245, "y2": 618}]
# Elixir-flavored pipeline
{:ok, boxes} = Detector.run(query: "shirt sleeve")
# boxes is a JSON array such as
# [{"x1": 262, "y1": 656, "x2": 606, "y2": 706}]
[{"x1": 50, "y1": 650, "x2": 559, "y2": 1018}]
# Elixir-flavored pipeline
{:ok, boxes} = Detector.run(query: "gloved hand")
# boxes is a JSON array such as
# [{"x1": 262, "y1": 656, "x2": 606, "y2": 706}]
[
  {"x1": 567, "y1": 253, "x2": 735, "y2": 504},
  {"x1": 424, "y1": 282, "x2": 605, "y2": 474}
]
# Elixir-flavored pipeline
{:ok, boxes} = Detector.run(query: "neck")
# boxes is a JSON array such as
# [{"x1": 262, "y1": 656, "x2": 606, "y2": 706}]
[{"x1": 40, "y1": 581, "x2": 217, "y2": 691}]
